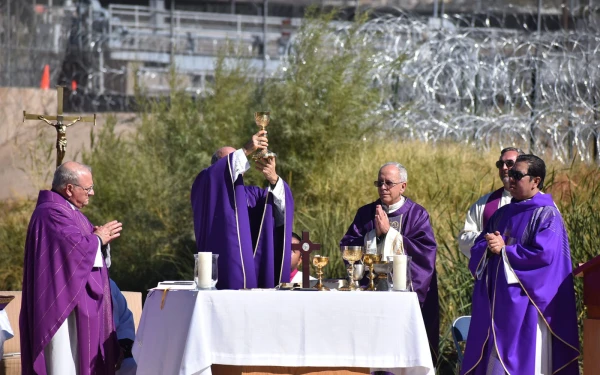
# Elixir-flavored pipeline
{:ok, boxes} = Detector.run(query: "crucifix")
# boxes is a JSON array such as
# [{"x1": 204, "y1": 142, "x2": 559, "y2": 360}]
[
  {"x1": 291, "y1": 231, "x2": 321, "y2": 288},
  {"x1": 23, "y1": 86, "x2": 96, "y2": 168}
]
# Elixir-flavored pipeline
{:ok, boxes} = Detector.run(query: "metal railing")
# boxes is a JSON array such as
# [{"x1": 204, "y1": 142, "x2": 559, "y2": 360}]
[{"x1": 107, "y1": 4, "x2": 302, "y2": 58}]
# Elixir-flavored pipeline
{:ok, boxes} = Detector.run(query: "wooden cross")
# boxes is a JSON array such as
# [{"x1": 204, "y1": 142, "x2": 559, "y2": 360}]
[
  {"x1": 291, "y1": 231, "x2": 321, "y2": 288},
  {"x1": 23, "y1": 86, "x2": 96, "y2": 168}
]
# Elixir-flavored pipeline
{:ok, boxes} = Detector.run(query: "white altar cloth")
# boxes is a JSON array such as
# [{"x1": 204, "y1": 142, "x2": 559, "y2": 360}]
[{"x1": 133, "y1": 289, "x2": 434, "y2": 375}]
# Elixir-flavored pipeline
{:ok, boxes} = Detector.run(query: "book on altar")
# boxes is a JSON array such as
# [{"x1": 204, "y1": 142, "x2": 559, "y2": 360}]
[{"x1": 155, "y1": 281, "x2": 196, "y2": 290}]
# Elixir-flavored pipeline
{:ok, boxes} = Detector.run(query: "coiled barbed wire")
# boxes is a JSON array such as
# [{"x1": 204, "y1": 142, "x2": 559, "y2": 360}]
[{"x1": 286, "y1": 8, "x2": 600, "y2": 164}]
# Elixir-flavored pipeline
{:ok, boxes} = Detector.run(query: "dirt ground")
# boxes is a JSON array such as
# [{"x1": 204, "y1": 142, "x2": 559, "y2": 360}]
[{"x1": 0, "y1": 88, "x2": 137, "y2": 201}]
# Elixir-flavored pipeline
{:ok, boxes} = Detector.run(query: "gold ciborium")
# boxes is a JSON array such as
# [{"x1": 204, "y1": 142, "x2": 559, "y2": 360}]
[
  {"x1": 312, "y1": 255, "x2": 330, "y2": 291},
  {"x1": 340, "y1": 246, "x2": 364, "y2": 291},
  {"x1": 363, "y1": 253, "x2": 382, "y2": 291},
  {"x1": 253, "y1": 111, "x2": 277, "y2": 160}
]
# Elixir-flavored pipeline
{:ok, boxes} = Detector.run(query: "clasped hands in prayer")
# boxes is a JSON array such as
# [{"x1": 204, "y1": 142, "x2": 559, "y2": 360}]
[
  {"x1": 375, "y1": 205, "x2": 391, "y2": 237},
  {"x1": 485, "y1": 231, "x2": 505, "y2": 254},
  {"x1": 243, "y1": 130, "x2": 279, "y2": 185},
  {"x1": 94, "y1": 220, "x2": 123, "y2": 245}
]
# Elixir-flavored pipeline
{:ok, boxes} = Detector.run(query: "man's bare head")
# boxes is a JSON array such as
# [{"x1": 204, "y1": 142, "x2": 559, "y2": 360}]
[
  {"x1": 211, "y1": 147, "x2": 237, "y2": 165},
  {"x1": 52, "y1": 161, "x2": 94, "y2": 208}
]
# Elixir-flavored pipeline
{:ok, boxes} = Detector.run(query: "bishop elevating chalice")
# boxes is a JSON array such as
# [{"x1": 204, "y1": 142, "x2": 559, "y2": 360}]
[
  {"x1": 253, "y1": 111, "x2": 277, "y2": 160},
  {"x1": 312, "y1": 255, "x2": 330, "y2": 291}
]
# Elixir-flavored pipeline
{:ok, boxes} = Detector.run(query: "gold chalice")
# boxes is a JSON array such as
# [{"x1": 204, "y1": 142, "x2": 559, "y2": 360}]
[
  {"x1": 340, "y1": 246, "x2": 364, "y2": 291},
  {"x1": 312, "y1": 255, "x2": 330, "y2": 291},
  {"x1": 253, "y1": 111, "x2": 277, "y2": 160},
  {"x1": 363, "y1": 253, "x2": 382, "y2": 291}
]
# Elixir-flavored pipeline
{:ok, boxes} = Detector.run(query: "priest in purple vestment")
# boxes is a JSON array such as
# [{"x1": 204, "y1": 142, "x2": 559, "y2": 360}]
[
  {"x1": 458, "y1": 147, "x2": 523, "y2": 258},
  {"x1": 340, "y1": 162, "x2": 439, "y2": 360},
  {"x1": 191, "y1": 130, "x2": 294, "y2": 290},
  {"x1": 461, "y1": 155, "x2": 580, "y2": 375},
  {"x1": 20, "y1": 161, "x2": 123, "y2": 375}
]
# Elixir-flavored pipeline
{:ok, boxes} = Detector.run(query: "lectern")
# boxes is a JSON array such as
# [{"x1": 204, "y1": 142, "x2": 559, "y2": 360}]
[{"x1": 574, "y1": 254, "x2": 600, "y2": 374}]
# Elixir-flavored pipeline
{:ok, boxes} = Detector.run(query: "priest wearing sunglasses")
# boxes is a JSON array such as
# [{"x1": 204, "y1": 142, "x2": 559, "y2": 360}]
[
  {"x1": 458, "y1": 147, "x2": 523, "y2": 258},
  {"x1": 340, "y1": 162, "x2": 439, "y2": 360},
  {"x1": 461, "y1": 154, "x2": 579, "y2": 375}
]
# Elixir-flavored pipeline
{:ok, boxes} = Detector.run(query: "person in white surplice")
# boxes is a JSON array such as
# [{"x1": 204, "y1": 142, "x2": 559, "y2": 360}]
[{"x1": 458, "y1": 147, "x2": 523, "y2": 258}]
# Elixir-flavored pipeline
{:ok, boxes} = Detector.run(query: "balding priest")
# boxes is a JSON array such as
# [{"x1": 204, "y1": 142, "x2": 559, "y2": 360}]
[
  {"x1": 20, "y1": 161, "x2": 122, "y2": 374},
  {"x1": 191, "y1": 130, "x2": 294, "y2": 289}
]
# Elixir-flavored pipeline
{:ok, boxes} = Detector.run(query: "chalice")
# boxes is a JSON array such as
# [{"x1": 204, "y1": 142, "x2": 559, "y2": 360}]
[
  {"x1": 340, "y1": 246, "x2": 364, "y2": 291},
  {"x1": 312, "y1": 255, "x2": 330, "y2": 291},
  {"x1": 363, "y1": 253, "x2": 382, "y2": 291},
  {"x1": 253, "y1": 111, "x2": 277, "y2": 160}
]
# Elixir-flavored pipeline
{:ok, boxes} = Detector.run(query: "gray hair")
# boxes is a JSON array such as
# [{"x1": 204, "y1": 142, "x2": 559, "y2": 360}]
[
  {"x1": 52, "y1": 162, "x2": 92, "y2": 190},
  {"x1": 379, "y1": 162, "x2": 408, "y2": 182}
]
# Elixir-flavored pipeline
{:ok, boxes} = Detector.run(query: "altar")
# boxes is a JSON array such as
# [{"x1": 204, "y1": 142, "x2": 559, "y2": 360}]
[{"x1": 132, "y1": 288, "x2": 434, "y2": 375}]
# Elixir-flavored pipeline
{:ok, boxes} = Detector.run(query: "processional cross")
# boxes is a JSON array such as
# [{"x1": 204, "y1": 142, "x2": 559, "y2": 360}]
[
  {"x1": 23, "y1": 86, "x2": 96, "y2": 168},
  {"x1": 291, "y1": 231, "x2": 321, "y2": 288}
]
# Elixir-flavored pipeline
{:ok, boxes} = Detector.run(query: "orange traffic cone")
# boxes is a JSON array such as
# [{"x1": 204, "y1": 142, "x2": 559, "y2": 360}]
[{"x1": 40, "y1": 65, "x2": 50, "y2": 90}]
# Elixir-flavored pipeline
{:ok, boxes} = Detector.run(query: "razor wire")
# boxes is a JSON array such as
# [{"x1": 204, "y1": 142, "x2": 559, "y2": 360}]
[{"x1": 283, "y1": 6, "x2": 600, "y2": 163}]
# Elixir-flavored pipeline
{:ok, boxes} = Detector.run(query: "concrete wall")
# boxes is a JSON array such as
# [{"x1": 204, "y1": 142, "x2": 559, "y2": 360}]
[{"x1": 0, "y1": 88, "x2": 137, "y2": 201}]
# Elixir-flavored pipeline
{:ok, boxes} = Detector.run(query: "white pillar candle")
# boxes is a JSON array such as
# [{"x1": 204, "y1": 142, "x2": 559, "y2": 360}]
[
  {"x1": 393, "y1": 254, "x2": 408, "y2": 291},
  {"x1": 197, "y1": 252, "x2": 213, "y2": 289}
]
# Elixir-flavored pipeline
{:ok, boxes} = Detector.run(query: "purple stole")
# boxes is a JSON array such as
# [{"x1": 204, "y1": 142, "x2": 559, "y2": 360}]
[{"x1": 482, "y1": 188, "x2": 504, "y2": 229}]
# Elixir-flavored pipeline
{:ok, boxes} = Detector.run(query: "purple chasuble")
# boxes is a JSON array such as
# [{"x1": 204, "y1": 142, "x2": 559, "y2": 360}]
[
  {"x1": 191, "y1": 153, "x2": 294, "y2": 290},
  {"x1": 482, "y1": 188, "x2": 504, "y2": 229},
  {"x1": 340, "y1": 198, "x2": 439, "y2": 359},
  {"x1": 20, "y1": 190, "x2": 118, "y2": 375},
  {"x1": 462, "y1": 193, "x2": 580, "y2": 375}
]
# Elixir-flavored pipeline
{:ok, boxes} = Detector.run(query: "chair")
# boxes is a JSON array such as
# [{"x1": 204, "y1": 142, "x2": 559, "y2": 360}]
[{"x1": 452, "y1": 315, "x2": 471, "y2": 366}]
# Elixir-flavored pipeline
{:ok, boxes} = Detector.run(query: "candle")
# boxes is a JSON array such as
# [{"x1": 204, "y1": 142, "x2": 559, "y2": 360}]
[
  {"x1": 393, "y1": 254, "x2": 408, "y2": 291},
  {"x1": 197, "y1": 252, "x2": 213, "y2": 289}
]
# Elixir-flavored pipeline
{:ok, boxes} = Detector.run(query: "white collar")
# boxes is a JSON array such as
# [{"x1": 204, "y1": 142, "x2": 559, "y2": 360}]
[{"x1": 383, "y1": 196, "x2": 406, "y2": 214}]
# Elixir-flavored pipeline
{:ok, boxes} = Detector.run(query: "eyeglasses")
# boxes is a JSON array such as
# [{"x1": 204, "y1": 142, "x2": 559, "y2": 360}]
[
  {"x1": 508, "y1": 170, "x2": 531, "y2": 181},
  {"x1": 374, "y1": 180, "x2": 403, "y2": 188},
  {"x1": 495, "y1": 159, "x2": 516, "y2": 169},
  {"x1": 73, "y1": 184, "x2": 94, "y2": 194}
]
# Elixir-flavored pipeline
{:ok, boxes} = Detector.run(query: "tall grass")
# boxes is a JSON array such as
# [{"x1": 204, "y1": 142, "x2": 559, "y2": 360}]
[{"x1": 0, "y1": 13, "x2": 599, "y2": 374}]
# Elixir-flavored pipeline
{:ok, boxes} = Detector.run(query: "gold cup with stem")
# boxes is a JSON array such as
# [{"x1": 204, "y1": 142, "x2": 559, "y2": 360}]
[
  {"x1": 312, "y1": 255, "x2": 330, "y2": 291},
  {"x1": 340, "y1": 246, "x2": 364, "y2": 291},
  {"x1": 253, "y1": 111, "x2": 277, "y2": 160},
  {"x1": 362, "y1": 253, "x2": 382, "y2": 291}
]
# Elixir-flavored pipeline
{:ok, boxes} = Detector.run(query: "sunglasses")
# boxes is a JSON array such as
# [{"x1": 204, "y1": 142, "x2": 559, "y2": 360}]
[
  {"x1": 508, "y1": 169, "x2": 532, "y2": 181},
  {"x1": 373, "y1": 180, "x2": 402, "y2": 188},
  {"x1": 495, "y1": 159, "x2": 515, "y2": 169}
]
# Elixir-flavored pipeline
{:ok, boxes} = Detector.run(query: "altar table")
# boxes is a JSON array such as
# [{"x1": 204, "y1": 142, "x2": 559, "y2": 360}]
[{"x1": 132, "y1": 289, "x2": 434, "y2": 375}]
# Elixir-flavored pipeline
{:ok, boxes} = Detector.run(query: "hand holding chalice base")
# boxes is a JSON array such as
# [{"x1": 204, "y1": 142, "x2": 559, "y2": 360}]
[{"x1": 253, "y1": 112, "x2": 277, "y2": 160}]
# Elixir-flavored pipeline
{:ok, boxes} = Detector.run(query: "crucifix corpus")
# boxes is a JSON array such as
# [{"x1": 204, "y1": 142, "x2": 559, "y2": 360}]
[
  {"x1": 23, "y1": 86, "x2": 96, "y2": 168},
  {"x1": 291, "y1": 231, "x2": 321, "y2": 288}
]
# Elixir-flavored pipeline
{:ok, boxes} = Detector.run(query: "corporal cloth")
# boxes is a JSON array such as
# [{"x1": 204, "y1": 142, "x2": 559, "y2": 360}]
[
  {"x1": 20, "y1": 190, "x2": 118, "y2": 375},
  {"x1": 191, "y1": 152, "x2": 294, "y2": 289},
  {"x1": 462, "y1": 193, "x2": 580, "y2": 375},
  {"x1": 340, "y1": 198, "x2": 439, "y2": 359}
]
